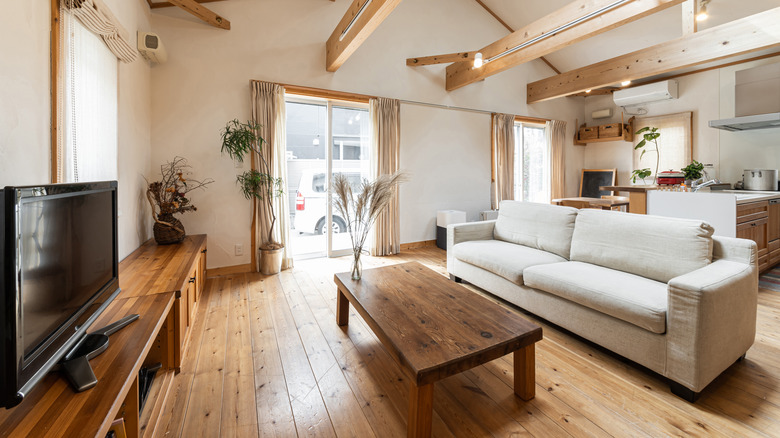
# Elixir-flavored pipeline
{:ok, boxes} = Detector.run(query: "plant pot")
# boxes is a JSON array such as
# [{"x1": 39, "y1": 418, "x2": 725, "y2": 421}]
[
  {"x1": 259, "y1": 246, "x2": 284, "y2": 275},
  {"x1": 153, "y1": 215, "x2": 185, "y2": 245}
]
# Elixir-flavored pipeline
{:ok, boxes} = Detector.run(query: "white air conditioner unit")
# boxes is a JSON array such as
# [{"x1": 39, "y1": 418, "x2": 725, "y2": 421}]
[
  {"x1": 613, "y1": 80, "x2": 678, "y2": 107},
  {"x1": 137, "y1": 32, "x2": 167, "y2": 64}
]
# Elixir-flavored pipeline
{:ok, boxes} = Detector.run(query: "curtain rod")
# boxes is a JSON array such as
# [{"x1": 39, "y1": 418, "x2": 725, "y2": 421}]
[{"x1": 256, "y1": 79, "x2": 549, "y2": 122}]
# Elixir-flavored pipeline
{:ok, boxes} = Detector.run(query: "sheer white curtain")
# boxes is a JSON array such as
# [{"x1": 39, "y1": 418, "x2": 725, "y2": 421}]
[
  {"x1": 370, "y1": 97, "x2": 401, "y2": 256},
  {"x1": 492, "y1": 113, "x2": 515, "y2": 209},
  {"x1": 633, "y1": 112, "x2": 692, "y2": 182},
  {"x1": 251, "y1": 81, "x2": 293, "y2": 270},
  {"x1": 59, "y1": 8, "x2": 118, "y2": 183}
]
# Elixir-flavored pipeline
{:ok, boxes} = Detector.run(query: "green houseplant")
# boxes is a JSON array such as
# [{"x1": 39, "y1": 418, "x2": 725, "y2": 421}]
[
  {"x1": 632, "y1": 126, "x2": 661, "y2": 185},
  {"x1": 682, "y1": 160, "x2": 704, "y2": 185},
  {"x1": 221, "y1": 119, "x2": 285, "y2": 274}
]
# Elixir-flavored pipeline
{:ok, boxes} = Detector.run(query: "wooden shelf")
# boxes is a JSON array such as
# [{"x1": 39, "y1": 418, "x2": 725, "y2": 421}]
[
  {"x1": 139, "y1": 368, "x2": 175, "y2": 437},
  {"x1": 0, "y1": 293, "x2": 175, "y2": 438},
  {"x1": 574, "y1": 116, "x2": 635, "y2": 145}
]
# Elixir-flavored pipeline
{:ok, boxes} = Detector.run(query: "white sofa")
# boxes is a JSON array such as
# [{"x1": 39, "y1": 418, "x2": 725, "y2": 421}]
[{"x1": 447, "y1": 200, "x2": 758, "y2": 401}]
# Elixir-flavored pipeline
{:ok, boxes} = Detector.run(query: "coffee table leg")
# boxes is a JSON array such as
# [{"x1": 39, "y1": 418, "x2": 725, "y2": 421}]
[
  {"x1": 336, "y1": 289, "x2": 349, "y2": 326},
  {"x1": 408, "y1": 382, "x2": 434, "y2": 438},
  {"x1": 514, "y1": 344, "x2": 536, "y2": 401}
]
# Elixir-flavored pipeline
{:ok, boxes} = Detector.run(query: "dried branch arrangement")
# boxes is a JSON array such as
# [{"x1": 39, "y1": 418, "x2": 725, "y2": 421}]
[
  {"x1": 147, "y1": 156, "x2": 214, "y2": 220},
  {"x1": 332, "y1": 171, "x2": 406, "y2": 279}
]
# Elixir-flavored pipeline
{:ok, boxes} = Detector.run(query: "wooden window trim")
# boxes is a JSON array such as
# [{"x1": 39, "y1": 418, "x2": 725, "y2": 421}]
[
  {"x1": 278, "y1": 83, "x2": 373, "y2": 104},
  {"x1": 51, "y1": 0, "x2": 60, "y2": 183}
]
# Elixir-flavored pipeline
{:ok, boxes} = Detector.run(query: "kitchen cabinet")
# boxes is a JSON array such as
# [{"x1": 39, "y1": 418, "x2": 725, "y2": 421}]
[
  {"x1": 768, "y1": 199, "x2": 780, "y2": 265},
  {"x1": 737, "y1": 201, "x2": 769, "y2": 272}
]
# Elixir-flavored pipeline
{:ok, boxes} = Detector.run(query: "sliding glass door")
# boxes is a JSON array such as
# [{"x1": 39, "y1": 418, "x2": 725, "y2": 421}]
[{"x1": 285, "y1": 96, "x2": 370, "y2": 259}]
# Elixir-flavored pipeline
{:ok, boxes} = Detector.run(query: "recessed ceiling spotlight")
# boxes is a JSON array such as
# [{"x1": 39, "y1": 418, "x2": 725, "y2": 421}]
[
  {"x1": 621, "y1": 80, "x2": 631, "y2": 86},
  {"x1": 585, "y1": 89, "x2": 592, "y2": 93}
]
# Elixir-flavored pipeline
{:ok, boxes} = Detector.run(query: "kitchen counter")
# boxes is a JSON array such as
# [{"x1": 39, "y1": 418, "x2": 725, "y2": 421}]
[{"x1": 709, "y1": 189, "x2": 780, "y2": 204}]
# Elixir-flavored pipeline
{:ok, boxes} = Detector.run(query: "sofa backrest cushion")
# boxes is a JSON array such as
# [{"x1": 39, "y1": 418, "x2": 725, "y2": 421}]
[
  {"x1": 570, "y1": 209, "x2": 714, "y2": 283},
  {"x1": 494, "y1": 201, "x2": 579, "y2": 259}
]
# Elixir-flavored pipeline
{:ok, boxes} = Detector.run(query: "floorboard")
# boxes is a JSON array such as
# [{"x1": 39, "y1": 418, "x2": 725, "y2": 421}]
[{"x1": 156, "y1": 247, "x2": 780, "y2": 437}]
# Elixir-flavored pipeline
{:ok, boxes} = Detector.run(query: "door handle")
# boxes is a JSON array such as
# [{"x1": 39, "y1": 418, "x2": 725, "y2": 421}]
[{"x1": 189, "y1": 277, "x2": 196, "y2": 283}]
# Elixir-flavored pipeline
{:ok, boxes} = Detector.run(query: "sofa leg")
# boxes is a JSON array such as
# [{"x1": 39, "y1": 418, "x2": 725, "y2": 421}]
[
  {"x1": 670, "y1": 381, "x2": 700, "y2": 403},
  {"x1": 449, "y1": 274, "x2": 462, "y2": 283},
  {"x1": 737, "y1": 353, "x2": 747, "y2": 362}
]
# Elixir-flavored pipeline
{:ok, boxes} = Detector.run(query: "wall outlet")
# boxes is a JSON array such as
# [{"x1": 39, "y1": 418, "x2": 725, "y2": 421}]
[{"x1": 234, "y1": 244, "x2": 243, "y2": 256}]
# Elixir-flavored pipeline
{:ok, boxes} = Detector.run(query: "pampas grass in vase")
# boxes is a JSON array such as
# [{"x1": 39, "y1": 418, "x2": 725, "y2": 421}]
[{"x1": 332, "y1": 171, "x2": 406, "y2": 280}]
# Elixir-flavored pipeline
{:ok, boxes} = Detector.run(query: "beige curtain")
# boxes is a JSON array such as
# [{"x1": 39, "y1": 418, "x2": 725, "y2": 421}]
[
  {"x1": 64, "y1": 0, "x2": 137, "y2": 63},
  {"x1": 251, "y1": 81, "x2": 293, "y2": 270},
  {"x1": 547, "y1": 120, "x2": 567, "y2": 200},
  {"x1": 370, "y1": 98, "x2": 401, "y2": 256},
  {"x1": 492, "y1": 113, "x2": 515, "y2": 209}
]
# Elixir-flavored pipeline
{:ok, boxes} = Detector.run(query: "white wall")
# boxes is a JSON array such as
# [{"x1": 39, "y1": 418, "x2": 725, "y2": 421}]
[
  {"x1": 149, "y1": 0, "x2": 585, "y2": 268},
  {"x1": 399, "y1": 105, "x2": 491, "y2": 243},
  {"x1": 0, "y1": 2, "x2": 51, "y2": 186},
  {"x1": 581, "y1": 71, "x2": 721, "y2": 186},
  {"x1": 0, "y1": 0, "x2": 153, "y2": 261}
]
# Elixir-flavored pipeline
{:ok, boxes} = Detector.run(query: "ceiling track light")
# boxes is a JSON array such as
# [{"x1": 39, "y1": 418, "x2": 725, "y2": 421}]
[
  {"x1": 473, "y1": 52, "x2": 483, "y2": 68},
  {"x1": 339, "y1": 0, "x2": 373, "y2": 42},
  {"x1": 696, "y1": 0, "x2": 710, "y2": 22},
  {"x1": 482, "y1": 0, "x2": 632, "y2": 65}
]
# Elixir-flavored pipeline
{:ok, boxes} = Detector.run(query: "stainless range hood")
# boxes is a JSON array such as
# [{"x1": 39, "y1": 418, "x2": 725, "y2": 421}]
[
  {"x1": 710, "y1": 62, "x2": 780, "y2": 132},
  {"x1": 709, "y1": 112, "x2": 780, "y2": 131}
]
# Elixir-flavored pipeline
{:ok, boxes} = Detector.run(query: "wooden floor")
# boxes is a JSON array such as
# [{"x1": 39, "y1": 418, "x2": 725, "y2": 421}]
[{"x1": 157, "y1": 247, "x2": 780, "y2": 437}]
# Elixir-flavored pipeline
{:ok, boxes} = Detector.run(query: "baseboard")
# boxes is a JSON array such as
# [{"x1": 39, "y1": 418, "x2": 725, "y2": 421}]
[
  {"x1": 400, "y1": 240, "x2": 437, "y2": 251},
  {"x1": 206, "y1": 263, "x2": 253, "y2": 278}
]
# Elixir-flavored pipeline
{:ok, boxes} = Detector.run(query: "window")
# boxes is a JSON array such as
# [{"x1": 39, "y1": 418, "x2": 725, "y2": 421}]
[
  {"x1": 633, "y1": 112, "x2": 692, "y2": 182},
  {"x1": 513, "y1": 123, "x2": 548, "y2": 202},
  {"x1": 58, "y1": 9, "x2": 118, "y2": 183}
]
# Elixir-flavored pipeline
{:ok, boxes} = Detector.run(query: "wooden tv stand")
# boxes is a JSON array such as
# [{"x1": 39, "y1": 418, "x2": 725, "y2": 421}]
[{"x1": 0, "y1": 235, "x2": 207, "y2": 437}]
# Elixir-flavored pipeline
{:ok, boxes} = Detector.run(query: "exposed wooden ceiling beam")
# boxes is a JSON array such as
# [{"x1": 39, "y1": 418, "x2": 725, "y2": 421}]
[
  {"x1": 446, "y1": 0, "x2": 684, "y2": 91},
  {"x1": 473, "y1": 0, "x2": 561, "y2": 74},
  {"x1": 681, "y1": 0, "x2": 697, "y2": 35},
  {"x1": 148, "y1": 0, "x2": 225, "y2": 9},
  {"x1": 326, "y1": 0, "x2": 403, "y2": 72},
  {"x1": 166, "y1": 0, "x2": 230, "y2": 29},
  {"x1": 569, "y1": 87, "x2": 620, "y2": 97},
  {"x1": 407, "y1": 52, "x2": 476, "y2": 66},
  {"x1": 526, "y1": 7, "x2": 780, "y2": 103}
]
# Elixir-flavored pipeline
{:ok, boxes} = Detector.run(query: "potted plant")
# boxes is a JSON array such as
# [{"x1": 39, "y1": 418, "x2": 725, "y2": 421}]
[
  {"x1": 632, "y1": 126, "x2": 661, "y2": 185},
  {"x1": 146, "y1": 157, "x2": 213, "y2": 245},
  {"x1": 221, "y1": 119, "x2": 285, "y2": 275},
  {"x1": 682, "y1": 160, "x2": 705, "y2": 187}
]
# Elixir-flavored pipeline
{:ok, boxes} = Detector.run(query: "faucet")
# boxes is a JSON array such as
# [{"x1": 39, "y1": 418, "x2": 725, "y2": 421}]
[{"x1": 692, "y1": 179, "x2": 720, "y2": 192}]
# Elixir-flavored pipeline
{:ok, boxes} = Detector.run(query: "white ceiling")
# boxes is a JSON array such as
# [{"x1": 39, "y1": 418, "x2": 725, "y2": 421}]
[{"x1": 477, "y1": 0, "x2": 780, "y2": 79}]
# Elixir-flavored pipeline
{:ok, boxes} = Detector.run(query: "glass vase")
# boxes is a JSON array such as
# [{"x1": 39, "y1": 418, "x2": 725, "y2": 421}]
[{"x1": 351, "y1": 252, "x2": 362, "y2": 281}]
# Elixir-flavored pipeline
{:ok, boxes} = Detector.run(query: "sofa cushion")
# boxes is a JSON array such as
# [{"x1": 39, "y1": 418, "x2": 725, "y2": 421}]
[
  {"x1": 570, "y1": 209, "x2": 714, "y2": 284},
  {"x1": 494, "y1": 200, "x2": 579, "y2": 260},
  {"x1": 452, "y1": 240, "x2": 566, "y2": 285},
  {"x1": 524, "y1": 261, "x2": 668, "y2": 334}
]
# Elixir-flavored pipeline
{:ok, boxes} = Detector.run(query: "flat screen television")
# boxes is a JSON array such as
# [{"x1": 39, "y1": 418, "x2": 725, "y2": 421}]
[{"x1": 0, "y1": 181, "x2": 121, "y2": 409}]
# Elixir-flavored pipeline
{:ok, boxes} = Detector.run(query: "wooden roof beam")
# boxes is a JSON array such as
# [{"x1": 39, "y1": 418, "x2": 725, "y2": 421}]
[
  {"x1": 526, "y1": 7, "x2": 780, "y2": 103},
  {"x1": 166, "y1": 0, "x2": 230, "y2": 29},
  {"x1": 473, "y1": 0, "x2": 561, "y2": 74},
  {"x1": 148, "y1": 0, "x2": 225, "y2": 9},
  {"x1": 407, "y1": 52, "x2": 477, "y2": 66},
  {"x1": 681, "y1": 0, "x2": 697, "y2": 35},
  {"x1": 446, "y1": 0, "x2": 684, "y2": 91},
  {"x1": 326, "y1": 0, "x2": 403, "y2": 72}
]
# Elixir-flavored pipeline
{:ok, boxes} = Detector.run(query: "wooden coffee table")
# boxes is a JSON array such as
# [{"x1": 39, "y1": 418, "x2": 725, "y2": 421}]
[{"x1": 334, "y1": 261, "x2": 543, "y2": 438}]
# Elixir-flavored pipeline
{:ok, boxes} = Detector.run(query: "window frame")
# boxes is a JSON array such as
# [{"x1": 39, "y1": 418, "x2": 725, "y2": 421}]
[{"x1": 513, "y1": 120, "x2": 549, "y2": 202}]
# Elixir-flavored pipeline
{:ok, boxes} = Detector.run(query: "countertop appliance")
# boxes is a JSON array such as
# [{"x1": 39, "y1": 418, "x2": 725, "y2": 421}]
[{"x1": 743, "y1": 169, "x2": 779, "y2": 191}]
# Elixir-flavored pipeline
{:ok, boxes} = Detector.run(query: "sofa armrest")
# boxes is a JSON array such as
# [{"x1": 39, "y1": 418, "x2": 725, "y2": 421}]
[
  {"x1": 713, "y1": 235, "x2": 756, "y2": 265},
  {"x1": 446, "y1": 220, "x2": 495, "y2": 274},
  {"x1": 665, "y1": 257, "x2": 757, "y2": 392}
]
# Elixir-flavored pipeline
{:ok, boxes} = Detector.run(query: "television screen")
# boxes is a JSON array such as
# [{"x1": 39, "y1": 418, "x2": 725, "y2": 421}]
[
  {"x1": 1, "y1": 181, "x2": 120, "y2": 408},
  {"x1": 20, "y1": 190, "x2": 114, "y2": 361}
]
